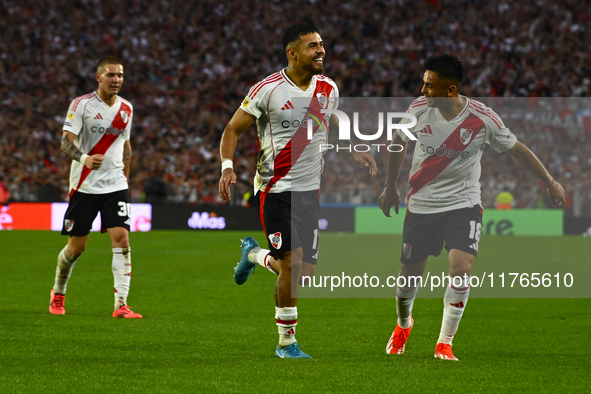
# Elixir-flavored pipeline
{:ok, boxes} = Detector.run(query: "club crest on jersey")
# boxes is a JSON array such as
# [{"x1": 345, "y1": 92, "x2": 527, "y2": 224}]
[
  {"x1": 269, "y1": 232, "x2": 282, "y2": 249},
  {"x1": 120, "y1": 111, "x2": 129, "y2": 124},
  {"x1": 316, "y1": 92, "x2": 328, "y2": 109},
  {"x1": 402, "y1": 243, "x2": 412, "y2": 259},
  {"x1": 64, "y1": 219, "x2": 75, "y2": 232},
  {"x1": 460, "y1": 128, "x2": 473, "y2": 145}
]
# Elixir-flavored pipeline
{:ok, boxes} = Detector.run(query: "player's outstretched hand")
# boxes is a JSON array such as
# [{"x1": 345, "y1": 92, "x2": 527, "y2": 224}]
[
  {"x1": 378, "y1": 187, "x2": 400, "y2": 217},
  {"x1": 547, "y1": 181, "x2": 566, "y2": 208},
  {"x1": 219, "y1": 169, "x2": 236, "y2": 202},
  {"x1": 351, "y1": 152, "x2": 377, "y2": 176},
  {"x1": 85, "y1": 154, "x2": 104, "y2": 170}
]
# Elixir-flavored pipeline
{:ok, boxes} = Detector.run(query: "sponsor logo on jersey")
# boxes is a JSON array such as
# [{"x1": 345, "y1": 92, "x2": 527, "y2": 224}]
[
  {"x1": 242, "y1": 98, "x2": 251, "y2": 108},
  {"x1": 90, "y1": 126, "x2": 126, "y2": 135},
  {"x1": 460, "y1": 128, "x2": 473, "y2": 145},
  {"x1": 281, "y1": 114, "x2": 330, "y2": 129},
  {"x1": 94, "y1": 113, "x2": 103, "y2": 120},
  {"x1": 64, "y1": 219, "x2": 75, "y2": 232},
  {"x1": 67, "y1": 112, "x2": 75, "y2": 120},
  {"x1": 419, "y1": 143, "x2": 471, "y2": 159},
  {"x1": 281, "y1": 100, "x2": 295, "y2": 110},
  {"x1": 120, "y1": 111, "x2": 129, "y2": 124},
  {"x1": 316, "y1": 92, "x2": 328, "y2": 109},
  {"x1": 403, "y1": 243, "x2": 412, "y2": 259},
  {"x1": 269, "y1": 232, "x2": 282, "y2": 249}
]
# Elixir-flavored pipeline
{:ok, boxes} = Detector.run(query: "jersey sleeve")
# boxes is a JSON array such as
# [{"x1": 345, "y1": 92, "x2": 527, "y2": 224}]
[
  {"x1": 240, "y1": 86, "x2": 267, "y2": 120},
  {"x1": 331, "y1": 83, "x2": 339, "y2": 110},
  {"x1": 484, "y1": 108, "x2": 517, "y2": 153},
  {"x1": 395, "y1": 98, "x2": 423, "y2": 142},
  {"x1": 124, "y1": 106, "x2": 133, "y2": 141},
  {"x1": 63, "y1": 99, "x2": 85, "y2": 135}
]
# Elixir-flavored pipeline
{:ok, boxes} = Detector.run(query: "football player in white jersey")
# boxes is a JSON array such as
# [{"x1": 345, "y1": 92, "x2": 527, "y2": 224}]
[
  {"x1": 219, "y1": 23, "x2": 376, "y2": 359},
  {"x1": 49, "y1": 56, "x2": 142, "y2": 319},
  {"x1": 379, "y1": 54, "x2": 565, "y2": 360}
]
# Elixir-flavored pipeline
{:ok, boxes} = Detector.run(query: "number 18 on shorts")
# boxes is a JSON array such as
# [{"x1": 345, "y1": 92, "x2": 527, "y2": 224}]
[{"x1": 401, "y1": 205, "x2": 483, "y2": 265}]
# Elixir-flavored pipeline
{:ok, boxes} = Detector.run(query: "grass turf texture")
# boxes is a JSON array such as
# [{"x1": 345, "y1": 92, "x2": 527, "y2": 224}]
[{"x1": 0, "y1": 230, "x2": 589, "y2": 393}]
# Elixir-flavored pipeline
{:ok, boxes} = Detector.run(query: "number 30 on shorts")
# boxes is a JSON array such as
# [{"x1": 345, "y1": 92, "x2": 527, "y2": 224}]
[{"x1": 118, "y1": 201, "x2": 131, "y2": 218}]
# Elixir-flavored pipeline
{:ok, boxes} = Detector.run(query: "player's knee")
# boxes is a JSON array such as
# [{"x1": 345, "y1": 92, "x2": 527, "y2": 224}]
[
  {"x1": 118, "y1": 238, "x2": 130, "y2": 249},
  {"x1": 278, "y1": 253, "x2": 303, "y2": 275},
  {"x1": 111, "y1": 231, "x2": 129, "y2": 248},
  {"x1": 290, "y1": 256, "x2": 303, "y2": 273},
  {"x1": 67, "y1": 243, "x2": 86, "y2": 258},
  {"x1": 400, "y1": 260, "x2": 427, "y2": 277},
  {"x1": 449, "y1": 256, "x2": 474, "y2": 277}
]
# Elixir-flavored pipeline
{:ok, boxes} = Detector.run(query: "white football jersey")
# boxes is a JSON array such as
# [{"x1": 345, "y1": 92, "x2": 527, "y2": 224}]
[
  {"x1": 63, "y1": 92, "x2": 133, "y2": 195},
  {"x1": 240, "y1": 69, "x2": 339, "y2": 193},
  {"x1": 397, "y1": 96, "x2": 517, "y2": 214}
]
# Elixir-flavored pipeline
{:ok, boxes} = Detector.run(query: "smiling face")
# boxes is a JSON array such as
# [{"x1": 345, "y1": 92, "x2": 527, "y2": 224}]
[
  {"x1": 421, "y1": 70, "x2": 458, "y2": 106},
  {"x1": 96, "y1": 63, "x2": 124, "y2": 100},
  {"x1": 290, "y1": 32, "x2": 325, "y2": 75}
]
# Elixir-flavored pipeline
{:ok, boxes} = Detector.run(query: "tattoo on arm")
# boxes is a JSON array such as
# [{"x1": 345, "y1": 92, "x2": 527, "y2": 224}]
[
  {"x1": 123, "y1": 145, "x2": 132, "y2": 163},
  {"x1": 123, "y1": 142, "x2": 132, "y2": 180},
  {"x1": 61, "y1": 133, "x2": 83, "y2": 161}
]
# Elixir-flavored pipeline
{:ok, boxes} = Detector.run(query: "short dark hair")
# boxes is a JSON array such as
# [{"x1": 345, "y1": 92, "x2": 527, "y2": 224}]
[
  {"x1": 424, "y1": 54, "x2": 465, "y2": 86},
  {"x1": 282, "y1": 22, "x2": 320, "y2": 50},
  {"x1": 96, "y1": 56, "x2": 123, "y2": 72}
]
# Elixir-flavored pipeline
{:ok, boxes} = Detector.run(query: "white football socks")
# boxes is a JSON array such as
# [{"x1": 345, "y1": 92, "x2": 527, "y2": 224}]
[
  {"x1": 112, "y1": 247, "x2": 131, "y2": 309},
  {"x1": 396, "y1": 274, "x2": 419, "y2": 329},
  {"x1": 437, "y1": 277, "x2": 471, "y2": 345},
  {"x1": 53, "y1": 246, "x2": 78, "y2": 294},
  {"x1": 249, "y1": 247, "x2": 278, "y2": 275},
  {"x1": 275, "y1": 306, "x2": 298, "y2": 347}
]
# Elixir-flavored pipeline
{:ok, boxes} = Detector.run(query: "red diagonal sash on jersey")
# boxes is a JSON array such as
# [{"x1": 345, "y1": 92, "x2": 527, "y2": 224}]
[
  {"x1": 73, "y1": 101, "x2": 131, "y2": 195},
  {"x1": 262, "y1": 81, "x2": 333, "y2": 194},
  {"x1": 407, "y1": 112, "x2": 485, "y2": 201}
]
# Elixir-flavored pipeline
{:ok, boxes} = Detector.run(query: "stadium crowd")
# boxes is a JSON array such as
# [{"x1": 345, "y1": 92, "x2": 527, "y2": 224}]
[{"x1": 1, "y1": 0, "x2": 590, "y2": 214}]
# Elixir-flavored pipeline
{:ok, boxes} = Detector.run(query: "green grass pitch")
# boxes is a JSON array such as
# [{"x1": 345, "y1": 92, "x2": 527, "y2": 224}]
[{"x1": 0, "y1": 230, "x2": 589, "y2": 393}]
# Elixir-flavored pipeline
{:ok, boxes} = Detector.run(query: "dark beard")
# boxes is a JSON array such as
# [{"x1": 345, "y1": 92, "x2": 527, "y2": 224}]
[{"x1": 302, "y1": 62, "x2": 324, "y2": 75}]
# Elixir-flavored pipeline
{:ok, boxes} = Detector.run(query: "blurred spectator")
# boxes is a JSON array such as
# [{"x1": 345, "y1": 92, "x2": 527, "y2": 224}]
[
  {"x1": 144, "y1": 172, "x2": 168, "y2": 205},
  {"x1": 495, "y1": 191, "x2": 514, "y2": 210}
]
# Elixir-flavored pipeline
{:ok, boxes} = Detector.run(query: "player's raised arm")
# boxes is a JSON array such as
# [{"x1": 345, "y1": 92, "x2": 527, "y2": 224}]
[
  {"x1": 61, "y1": 131, "x2": 103, "y2": 170},
  {"x1": 507, "y1": 140, "x2": 565, "y2": 207},
  {"x1": 378, "y1": 133, "x2": 408, "y2": 217},
  {"x1": 219, "y1": 108, "x2": 256, "y2": 202}
]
